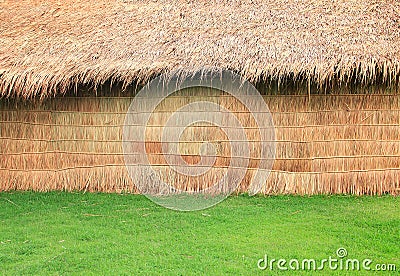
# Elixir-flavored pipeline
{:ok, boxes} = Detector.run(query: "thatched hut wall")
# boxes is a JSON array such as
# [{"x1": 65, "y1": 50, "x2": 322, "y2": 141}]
[{"x1": 1, "y1": 83, "x2": 399, "y2": 195}]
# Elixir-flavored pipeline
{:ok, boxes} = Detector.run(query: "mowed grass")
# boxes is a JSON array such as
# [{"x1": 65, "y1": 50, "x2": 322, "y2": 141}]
[{"x1": 0, "y1": 192, "x2": 398, "y2": 275}]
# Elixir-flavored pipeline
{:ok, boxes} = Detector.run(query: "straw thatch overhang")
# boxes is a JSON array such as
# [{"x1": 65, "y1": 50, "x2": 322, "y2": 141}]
[{"x1": 1, "y1": 0, "x2": 400, "y2": 99}]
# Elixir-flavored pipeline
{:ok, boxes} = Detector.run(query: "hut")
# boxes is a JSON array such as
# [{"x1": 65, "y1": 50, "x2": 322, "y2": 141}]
[{"x1": 0, "y1": 0, "x2": 399, "y2": 195}]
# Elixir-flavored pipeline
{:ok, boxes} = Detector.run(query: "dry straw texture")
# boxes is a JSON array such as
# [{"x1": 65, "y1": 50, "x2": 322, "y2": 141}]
[
  {"x1": 1, "y1": 0, "x2": 400, "y2": 195},
  {"x1": 1, "y1": 0, "x2": 400, "y2": 98},
  {"x1": 1, "y1": 87, "x2": 399, "y2": 195}
]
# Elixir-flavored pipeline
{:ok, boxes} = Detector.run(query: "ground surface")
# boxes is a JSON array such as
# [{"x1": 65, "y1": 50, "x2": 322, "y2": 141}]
[{"x1": 0, "y1": 192, "x2": 398, "y2": 275}]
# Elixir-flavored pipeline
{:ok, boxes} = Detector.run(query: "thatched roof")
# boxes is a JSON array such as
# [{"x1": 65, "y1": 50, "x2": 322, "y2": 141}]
[{"x1": 1, "y1": 0, "x2": 399, "y2": 98}]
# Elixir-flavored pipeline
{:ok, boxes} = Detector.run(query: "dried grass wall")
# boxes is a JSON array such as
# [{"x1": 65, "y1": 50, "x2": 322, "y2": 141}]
[{"x1": 1, "y1": 86, "x2": 399, "y2": 195}]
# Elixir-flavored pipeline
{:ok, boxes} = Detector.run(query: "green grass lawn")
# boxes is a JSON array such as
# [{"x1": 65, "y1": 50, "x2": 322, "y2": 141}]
[{"x1": 0, "y1": 192, "x2": 398, "y2": 275}]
